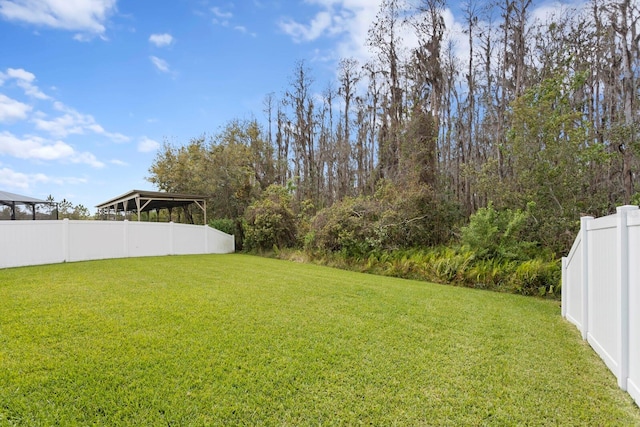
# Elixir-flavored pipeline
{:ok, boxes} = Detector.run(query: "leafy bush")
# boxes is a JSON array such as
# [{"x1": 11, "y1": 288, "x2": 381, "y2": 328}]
[
  {"x1": 461, "y1": 203, "x2": 537, "y2": 261},
  {"x1": 306, "y1": 181, "x2": 462, "y2": 256},
  {"x1": 305, "y1": 196, "x2": 381, "y2": 257},
  {"x1": 208, "y1": 218, "x2": 236, "y2": 235},
  {"x1": 373, "y1": 181, "x2": 462, "y2": 249},
  {"x1": 243, "y1": 185, "x2": 297, "y2": 251}
]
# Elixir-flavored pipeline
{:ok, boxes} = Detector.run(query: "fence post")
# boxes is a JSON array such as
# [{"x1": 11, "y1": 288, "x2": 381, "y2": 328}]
[
  {"x1": 204, "y1": 225, "x2": 209, "y2": 253},
  {"x1": 123, "y1": 220, "x2": 129, "y2": 258},
  {"x1": 580, "y1": 215, "x2": 593, "y2": 340},
  {"x1": 169, "y1": 221, "x2": 174, "y2": 255},
  {"x1": 561, "y1": 257, "x2": 567, "y2": 318},
  {"x1": 617, "y1": 205, "x2": 637, "y2": 390},
  {"x1": 62, "y1": 218, "x2": 70, "y2": 262}
]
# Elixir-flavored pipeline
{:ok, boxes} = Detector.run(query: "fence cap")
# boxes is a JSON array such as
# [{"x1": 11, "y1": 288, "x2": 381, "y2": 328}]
[{"x1": 616, "y1": 205, "x2": 639, "y2": 213}]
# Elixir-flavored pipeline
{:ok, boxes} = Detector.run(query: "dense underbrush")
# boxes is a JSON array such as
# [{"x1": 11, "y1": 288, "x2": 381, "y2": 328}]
[
  {"x1": 260, "y1": 201, "x2": 562, "y2": 298},
  {"x1": 274, "y1": 247, "x2": 561, "y2": 298},
  {"x1": 234, "y1": 184, "x2": 563, "y2": 298}
]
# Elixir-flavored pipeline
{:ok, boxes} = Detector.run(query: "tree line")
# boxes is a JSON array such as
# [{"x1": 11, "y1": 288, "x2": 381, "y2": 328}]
[{"x1": 148, "y1": 0, "x2": 640, "y2": 264}]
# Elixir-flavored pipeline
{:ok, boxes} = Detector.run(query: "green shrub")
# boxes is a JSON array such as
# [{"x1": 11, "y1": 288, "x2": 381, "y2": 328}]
[
  {"x1": 461, "y1": 203, "x2": 537, "y2": 261},
  {"x1": 305, "y1": 196, "x2": 380, "y2": 257},
  {"x1": 208, "y1": 218, "x2": 236, "y2": 235},
  {"x1": 243, "y1": 185, "x2": 297, "y2": 251},
  {"x1": 373, "y1": 181, "x2": 462, "y2": 249},
  {"x1": 302, "y1": 197, "x2": 560, "y2": 298},
  {"x1": 306, "y1": 181, "x2": 462, "y2": 256}
]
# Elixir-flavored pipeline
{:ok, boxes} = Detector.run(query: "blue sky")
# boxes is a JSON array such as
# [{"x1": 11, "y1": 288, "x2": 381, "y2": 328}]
[{"x1": 0, "y1": 0, "x2": 577, "y2": 211}]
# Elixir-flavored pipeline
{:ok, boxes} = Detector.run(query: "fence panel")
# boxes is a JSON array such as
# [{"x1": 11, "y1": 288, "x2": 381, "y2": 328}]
[
  {"x1": 563, "y1": 234, "x2": 583, "y2": 329},
  {"x1": 173, "y1": 223, "x2": 206, "y2": 254},
  {"x1": 68, "y1": 220, "x2": 126, "y2": 262},
  {"x1": 587, "y1": 219, "x2": 619, "y2": 373},
  {"x1": 0, "y1": 220, "x2": 234, "y2": 269},
  {"x1": 0, "y1": 221, "x2": 64, "y2": 268},
  {"x1": 128, "y1": 222, "x2": 172, "y2": 257},
  {"x1": 206, "y1": 226, "x2": 235, "y2": 254},
  {"x1": 563, "y1": 206, "x2": 639, "y2": 407}
]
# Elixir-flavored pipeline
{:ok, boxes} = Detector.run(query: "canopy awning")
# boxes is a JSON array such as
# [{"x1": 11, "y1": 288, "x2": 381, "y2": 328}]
[
  {"x1": 95, "y1": 189, "x2": 207, "y2": 224},
  {"x1": 0, "y1": 190, "x2": 56, "y2": 220}
]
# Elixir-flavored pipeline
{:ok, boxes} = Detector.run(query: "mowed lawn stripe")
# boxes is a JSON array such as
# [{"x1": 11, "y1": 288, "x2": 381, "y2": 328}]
[{"x1": 0, "y1": 254, "x2": 638, "y2": 425}]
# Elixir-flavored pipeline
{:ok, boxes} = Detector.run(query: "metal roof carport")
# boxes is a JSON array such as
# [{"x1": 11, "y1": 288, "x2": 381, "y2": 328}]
[
  {"x1": 0, "y1": 190, "x2": 57, "y2": 220},
  {"x1": 95, "y1": 189, "x2": 207, "y2": 224}
]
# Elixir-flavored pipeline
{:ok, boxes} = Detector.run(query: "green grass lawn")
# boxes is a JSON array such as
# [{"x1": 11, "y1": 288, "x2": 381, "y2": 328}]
[{"x1": 1, "y1": 254, "x2": 638, "y2": 426}]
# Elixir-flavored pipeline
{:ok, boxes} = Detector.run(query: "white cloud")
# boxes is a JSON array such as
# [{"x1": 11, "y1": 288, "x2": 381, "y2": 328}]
[
  {"x1": 0, "y1": 131, "x2": 104, "y2": 167},
  {"x1": 33, "y1": 101, "x2": 129, "y2": 142},
  {"x1": 278, "y1": 0, "x2": 379, "y2": 62},
  {"x1": 5, "y1": 67, "x2": 35, "y2": 82},
  {"x1": 138, "y1": 136, "x2": 160, "y2": 152},
  {"x1": 70, "y1": 151, "x2": 103, "y2": 168},
  {"x1": 4, "y1": 67, "x2": 49, "y2": 99},
  {"x1": 0, "y1": 166, "x2": 87, "y2": 190},
  {"x1": 110, "y1": 158, "x2": 128, "y2": 166},
  {"x1": 0, "y1": 167, "x2": 50, "y2": 189},
  {"x1": 279, "y1": 10, "x2": 333, "y2": 42},
  {"x1": 0, "y1": 0, "x2": 117, "y2": 38},
  {"x1": 0, "y1": 67, "x2": 130, "y2": 146},
  {"x1": 0, "y1": 131, "x2": 71, "y2": 160},
  {"x1": 277, "y1": 0, "x2": 476, "y2": 80},
  {"x1": 210, "y1": 6, "x2": 255, "y2": 34},
  {"x1": 33, "y1": 112, "x2": 85, "y2": 137},
  {"x1": 234, "y1": 25, "x2": 256, "y2": 37},
  {"x1": 149, "y1": 33, "x2": 174, "y2": 47},
  {"x1": 149, "y1": 55, "x2": 170, "y2": 73},
  {"x1": 73, "y1": 32, "x2": 103, "y2": 42},
  {"x1": 107, "y1": 131, "x2": 129, "y2": 143},
  {"x1": 211, "y1": 7, "x2": 232, "y2": 19},
  {"x1": 530, "y1": 0, "x2": 585, "y2": 23},
  {"x1": 0, "y1": 93, "x2": 32, "y2": 122}
]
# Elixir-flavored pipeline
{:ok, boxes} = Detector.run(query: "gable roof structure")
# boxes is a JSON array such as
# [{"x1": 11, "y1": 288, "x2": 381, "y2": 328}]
[
  {"x1": 95, "y1": 189, "x2": 207, "y2": 224},
  {"x1": 0, "y1": 190, "x2": 56, "y2": 220}
]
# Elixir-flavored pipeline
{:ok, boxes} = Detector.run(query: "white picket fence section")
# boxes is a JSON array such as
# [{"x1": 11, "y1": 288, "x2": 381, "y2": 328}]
[
  {"x1": 0, "y1": 219, "x2": 235, "y2": 269},
  {"x1": 562, "y1": 205, "x2": 640, "y2": 407}
]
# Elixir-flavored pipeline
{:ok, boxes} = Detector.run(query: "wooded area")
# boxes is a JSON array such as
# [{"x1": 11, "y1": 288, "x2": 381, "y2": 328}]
[{"x1": 148, "y1": 0, "x2": 640, "y2": 275}]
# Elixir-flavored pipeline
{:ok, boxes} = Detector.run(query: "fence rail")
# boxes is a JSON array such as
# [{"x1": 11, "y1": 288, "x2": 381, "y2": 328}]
[
  {"x1": 0, "y1": 219, "x2": 235, "y2": 269},
  {"x1": 562, "y1": 206, "x2": 639, "y2": 407}
]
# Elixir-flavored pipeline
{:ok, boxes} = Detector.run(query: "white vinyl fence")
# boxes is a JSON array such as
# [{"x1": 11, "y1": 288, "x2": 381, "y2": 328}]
[
  {"x1": 0, "y1": 219, "x2": 235, "y2": 269},
  {"x1": 562, "y1": 205, "x2": 639, "y2": 407}
]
